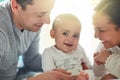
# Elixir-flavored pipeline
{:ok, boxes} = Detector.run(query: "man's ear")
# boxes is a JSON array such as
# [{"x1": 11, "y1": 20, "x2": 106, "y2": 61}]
[
  {"x1": 50, "y1": 29, "x2": 55, "y2": 38},
  {"x1": 11, "y1": 0, "x2": 20, "y2": 14}
]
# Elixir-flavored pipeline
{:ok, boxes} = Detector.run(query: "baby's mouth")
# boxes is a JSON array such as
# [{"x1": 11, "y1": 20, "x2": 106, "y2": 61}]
[{"x1": 64, "y1": 43, "x2": 73, "y2": 47}]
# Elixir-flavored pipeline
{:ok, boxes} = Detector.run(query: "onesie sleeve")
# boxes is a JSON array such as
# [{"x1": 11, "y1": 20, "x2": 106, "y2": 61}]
[
  {"x1": 78, "y1": 45, "x2": 92, "y2": 69},
  {"x1": 42, "y1": 48, "x2": 56, "y2": 72}
]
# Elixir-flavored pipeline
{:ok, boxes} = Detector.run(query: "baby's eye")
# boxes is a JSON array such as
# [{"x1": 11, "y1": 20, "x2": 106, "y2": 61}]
[
  {"x1": 73, "y1": 34, "x2": 79, "y2": 38},
  {"x1": 37, "y1": 14, "x2": 44, "y2": 18},
  {"x1": 62, "y1": 32, "x2": 69, "y2": 36}
]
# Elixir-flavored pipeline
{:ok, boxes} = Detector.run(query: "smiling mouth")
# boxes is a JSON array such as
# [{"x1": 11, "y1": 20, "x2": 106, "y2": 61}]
[
  {"x1": 35, "y1": 24, "x2": 44, "y2": 28},
  {"x1": 101, "y1": 40, "x2": 107, "y2": 44},
  {"x1": 36, "y1": 25, "x2": 42, "y2": 28},
  {"x1": 64, "y1": 43, "x2": 73, "y2": 47}
]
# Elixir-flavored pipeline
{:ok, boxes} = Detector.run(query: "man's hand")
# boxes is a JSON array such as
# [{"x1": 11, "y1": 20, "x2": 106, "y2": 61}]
[{"x1": 27, "y1": 70, "x2": 74, "y2": 80}]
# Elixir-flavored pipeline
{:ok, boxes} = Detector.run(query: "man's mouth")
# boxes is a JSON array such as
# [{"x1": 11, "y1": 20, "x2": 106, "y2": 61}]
[{"x1": 35, "y1": 24, "x2": 43, "y2": 28}]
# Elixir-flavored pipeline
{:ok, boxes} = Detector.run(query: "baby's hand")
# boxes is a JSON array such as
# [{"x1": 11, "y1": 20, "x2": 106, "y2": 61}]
[
  {"x1": 101, "y1": 73, "x2": 117, "y2": 80},
  {"x1": 76, "y1": 71, "x2": 89, "y2": 80},
  {"x1": 72, "y1": 75, "x2": 77, "y2": 80}
]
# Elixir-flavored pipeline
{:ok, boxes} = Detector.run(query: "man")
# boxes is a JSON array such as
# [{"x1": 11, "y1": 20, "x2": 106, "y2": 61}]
[
  {"x1": 0, "y1": 0, "x2": 90, "y2": 79},
  {"x1": 0, "y1": 0, "x2": 74, "y2": 80}
]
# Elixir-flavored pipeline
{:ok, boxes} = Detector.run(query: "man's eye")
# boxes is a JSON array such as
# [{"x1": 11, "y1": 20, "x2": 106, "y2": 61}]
[
  {"x1": 62, "y1": 32, "x2": 69, "y2": 36},
  {"x1": 37, "y1": 15, "x2": 43, "y2": 17}
]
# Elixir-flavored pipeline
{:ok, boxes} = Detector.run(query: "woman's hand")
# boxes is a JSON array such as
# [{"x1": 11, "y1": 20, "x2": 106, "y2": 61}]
[
  {"x1": 101, "y1": 73, "x2": 117, "y2": 80},
  {"x1": 94, "y1": 50, "x2": 111, "y2": 65}
]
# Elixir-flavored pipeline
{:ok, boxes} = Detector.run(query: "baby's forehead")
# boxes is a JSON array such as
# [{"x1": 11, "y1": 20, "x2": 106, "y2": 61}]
[
  {"x1": 54, "y1": 16, "x2": 81, "y2": 26},
  {"x1": 55, "y1": 14, "x2": 80, "y2": 22},
  {"x1": 53, "y1": 14, "x2": 81, "y2": 30},
  {"x1": 55, "y1": 21, "x2": 81, "y2": 33}
]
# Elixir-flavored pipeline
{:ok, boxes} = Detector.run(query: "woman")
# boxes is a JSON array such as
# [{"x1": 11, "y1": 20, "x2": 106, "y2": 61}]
[{"x1": 93, "y1": 0, "x2": 120, "y2": 79}]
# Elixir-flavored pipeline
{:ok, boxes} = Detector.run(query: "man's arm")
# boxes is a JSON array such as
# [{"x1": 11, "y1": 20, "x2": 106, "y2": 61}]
[{"x1": 23, "y1": 32, "x2": 42, "y2": 71}]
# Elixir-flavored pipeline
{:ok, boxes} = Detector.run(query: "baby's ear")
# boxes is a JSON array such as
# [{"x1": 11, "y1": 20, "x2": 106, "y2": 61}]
[{"x1": 50, "y1": 29, "x2": 55, "y2": 38}]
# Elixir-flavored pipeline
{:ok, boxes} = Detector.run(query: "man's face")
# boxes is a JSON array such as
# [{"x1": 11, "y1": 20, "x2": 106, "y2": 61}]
[{"x1": 13, "y1": 0, "x2": 55, "y2": 32}]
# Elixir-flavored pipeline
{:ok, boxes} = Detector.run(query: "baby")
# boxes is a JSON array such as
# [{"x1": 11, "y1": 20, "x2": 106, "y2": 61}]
[{"x1": 42, "y1": 13, "x2": 95, "y2": 80}]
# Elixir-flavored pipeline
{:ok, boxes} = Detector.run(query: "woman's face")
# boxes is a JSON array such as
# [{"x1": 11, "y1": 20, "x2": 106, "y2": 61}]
[{"x1": 93, "y1": 13, "x2": 120, "y2": 48}]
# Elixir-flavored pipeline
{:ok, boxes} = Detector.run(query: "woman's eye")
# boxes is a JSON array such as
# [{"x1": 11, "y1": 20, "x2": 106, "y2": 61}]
[
  {"x1": 98, "y1": 29, "x2": 106, "y2": 32},
  {"x1": 94, "y1": 27, "x2": 106, "y2": 33}
]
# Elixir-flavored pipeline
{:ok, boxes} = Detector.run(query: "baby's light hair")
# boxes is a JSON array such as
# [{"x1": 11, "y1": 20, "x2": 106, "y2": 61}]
[{"x1": 52, "y1": 13, "x2": 81, "y2": 30}]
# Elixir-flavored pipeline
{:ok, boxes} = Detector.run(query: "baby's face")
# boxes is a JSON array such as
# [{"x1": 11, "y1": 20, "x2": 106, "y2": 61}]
[{"x1": 53, "y1": 19, "x2": 81, "y2": 53}]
